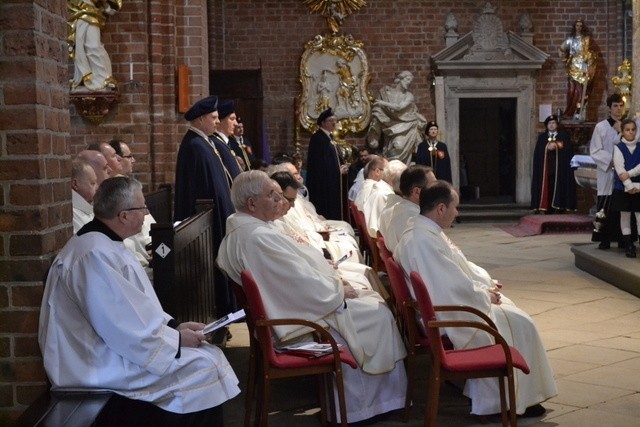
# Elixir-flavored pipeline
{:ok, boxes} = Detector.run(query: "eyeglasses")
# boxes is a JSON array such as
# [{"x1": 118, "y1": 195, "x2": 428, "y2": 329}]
[
  {"x1": 121, "y1": 206, "x2": 149, "y2": 213},
  {"x1": 122, "y1": 154, "x2": 135, "y2": 159}
]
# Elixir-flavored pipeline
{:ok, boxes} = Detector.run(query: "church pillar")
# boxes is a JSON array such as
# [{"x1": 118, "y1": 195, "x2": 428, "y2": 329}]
[{"x1": 0, "y1": 0, "x2": 70, "y2": 422}]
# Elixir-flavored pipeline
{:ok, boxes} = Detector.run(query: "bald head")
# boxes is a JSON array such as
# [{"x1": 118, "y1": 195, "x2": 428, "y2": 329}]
[
  {"x1": 77, "y1": 150, "x2": 111, "y2": 184},
  {"x1": 87, "y1": 142, "x2": 122, "y2": 176}
]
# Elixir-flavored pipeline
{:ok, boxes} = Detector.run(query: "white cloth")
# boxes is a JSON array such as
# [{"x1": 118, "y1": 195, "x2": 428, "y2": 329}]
[
  {"x1": 124, "y1": 213, "x2": 156, "y2": 268},
  {"x1": 394, "y1": 215, "x2": 557, "y2": 416},
  {"x1": 72, "y1": 190, "x2": 93, "y2": 233},
  {"x1": 362, "y1": 180, "x2": 395, "y2": 237},
  {"x1": 354, "y1": 179, "x2": 376, "y2": 210},
  {"x1": 590, "y1": 119, "x2": 620, "y2": 195},
  {"x1": 69, "y1": 0, "x2": 119, "y2": 92},
  {"x1": 378, "y1": 196, "x2": 418, "y2": 253},
  {"x1": 39, "y1": 229, "x2": 240, "y2": 414},
  {"x1": 348, "y1": 168, "x2": 365, "y2": 201},
  {"x1": 217, "y1": 212, "x2": 407, "y2": 422},
  {"x1": 299, "y1": 195, "x2": 355, "y2": 237}
]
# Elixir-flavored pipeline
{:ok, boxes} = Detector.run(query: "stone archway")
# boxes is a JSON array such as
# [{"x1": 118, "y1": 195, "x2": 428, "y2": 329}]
[{"x1": 431, "y1": 5, "x2": 549, "y2": 204}]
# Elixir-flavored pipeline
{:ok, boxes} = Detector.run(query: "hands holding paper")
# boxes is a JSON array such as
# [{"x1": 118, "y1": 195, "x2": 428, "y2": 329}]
[{"x1": 178, "y1": 322, "x2": 206, "y2": 348}]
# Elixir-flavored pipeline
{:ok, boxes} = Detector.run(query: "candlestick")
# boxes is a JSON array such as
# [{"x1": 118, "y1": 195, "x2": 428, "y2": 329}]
[{"x1": 129, "y1": 63, "x2": 133, "y2": 81}]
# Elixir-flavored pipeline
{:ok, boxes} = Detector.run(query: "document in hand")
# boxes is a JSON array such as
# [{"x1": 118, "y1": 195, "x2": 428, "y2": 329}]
[{"x1": 202, "y1": 309, "x2": 246, "y2": 335}]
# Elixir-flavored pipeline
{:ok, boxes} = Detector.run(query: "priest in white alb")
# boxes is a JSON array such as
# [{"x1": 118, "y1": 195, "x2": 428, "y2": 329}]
[
  {"x1": 378, "y1": 165, "x2": 435, "y2": 253},
  {"x1": 217, "y1": 170, "x2": 407, "y2": 423},
  {"x1": 362, "y1": 159, "x2": 406, "y2": 238},
  {"x1": 353, "y1": 155, "x2": 387, "y2": 210},
  {"x1": 394, "y1": 180, "x2": 557, "y2": 418},
  {"x1": 40, "y1": 176, "x2": 240, "y2": 425}
]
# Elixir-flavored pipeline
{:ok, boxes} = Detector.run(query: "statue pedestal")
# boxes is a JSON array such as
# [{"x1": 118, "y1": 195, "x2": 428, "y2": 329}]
[{"x1": 70, "y1": 90, "x2": 120, "y2": 125}]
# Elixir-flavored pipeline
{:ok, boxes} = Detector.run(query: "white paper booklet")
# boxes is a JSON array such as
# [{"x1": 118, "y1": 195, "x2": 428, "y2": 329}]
[{"x1": 202, "y1": 309, "x2": 246, "y2": 335}]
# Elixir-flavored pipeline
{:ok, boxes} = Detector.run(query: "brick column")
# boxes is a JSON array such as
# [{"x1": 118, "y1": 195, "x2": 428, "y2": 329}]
[{"x1": 0, "y1": 0, "x2": 70, "y2": 423}]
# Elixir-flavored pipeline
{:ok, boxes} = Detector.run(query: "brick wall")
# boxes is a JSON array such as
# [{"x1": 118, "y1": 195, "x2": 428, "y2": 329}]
[
  {"x1": 0, "y1": 0, "x2": 627, "y2": 422},
  {"x1": 209, "y1": 0, "x2": 623, "y2": 158},
  {"x1": 0, "y1": 0, "x2": 70, "y2": 423},
  {"x1": 67, "y1": 0, "x2": 210, "y2": 190}
]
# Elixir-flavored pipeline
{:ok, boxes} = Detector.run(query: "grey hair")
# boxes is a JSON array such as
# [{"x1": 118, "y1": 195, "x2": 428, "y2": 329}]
[
  {"x1": 231, "y1": 170, "x2": 272, "y2": 210},
  {"x1": 71, "y1": 159, "x2": 92, "y2": 180},
  {"x1": 93, "y1": 176, "x2": 142, "y2": 219},
  {"x1": 265, "y1": 162, "x2": 291, "y2": 176},
  {"x1": 383, "y1": 160, "x2": 408, "y2": 193}
]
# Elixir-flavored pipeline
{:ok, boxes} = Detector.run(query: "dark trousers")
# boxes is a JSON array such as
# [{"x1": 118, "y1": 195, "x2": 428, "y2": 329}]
[
  {"x1": 593, "y1": 195, "x2": 622, "y2": 244},
  {"x1": 93, "y1": 394, "x2": 224, "y2": 427}
]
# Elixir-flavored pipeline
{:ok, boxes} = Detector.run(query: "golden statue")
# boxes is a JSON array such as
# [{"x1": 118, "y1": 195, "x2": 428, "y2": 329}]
[{"x1": 558, "y1": 17, "x2": 596, "y2": 120}]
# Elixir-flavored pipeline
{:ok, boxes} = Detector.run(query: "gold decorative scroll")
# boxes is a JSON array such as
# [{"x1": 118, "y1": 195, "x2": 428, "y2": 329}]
[
  {"x1": 303, "y1": 0, "x2": 367, "y2": 34},
  {"x1": 298, "y1": 33, "x2": 372, "y2": 143}
]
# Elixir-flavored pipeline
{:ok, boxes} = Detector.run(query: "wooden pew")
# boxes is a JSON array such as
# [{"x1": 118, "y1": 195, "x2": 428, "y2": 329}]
[
  {"x1": 150, "y1": 201, "x2": 216, "y2": 324},
  {"x1": 144, "y1": 184, "x2": 172, "y2": 223},
  {"x1": 14, "y1": 391, "x2": 113, "y2": 427}
]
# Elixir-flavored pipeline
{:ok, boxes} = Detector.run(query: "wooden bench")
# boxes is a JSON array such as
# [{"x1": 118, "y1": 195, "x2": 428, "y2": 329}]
[
  {"x1": 145, "y1": 184, "x2": 172, "y2": 223},
  {"x1": 14, "y1": 391, "x2": 113, "y2": 427}
]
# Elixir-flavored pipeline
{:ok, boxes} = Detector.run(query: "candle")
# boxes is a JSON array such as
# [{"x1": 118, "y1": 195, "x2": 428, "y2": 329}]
[{"x1": 129, "y1": 63, "x2": 133, "y2": 81}]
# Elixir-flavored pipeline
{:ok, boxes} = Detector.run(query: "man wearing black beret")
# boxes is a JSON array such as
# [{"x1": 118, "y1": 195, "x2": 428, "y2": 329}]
[
  {"x1": 530, "y1": 114, "x2": 576, "y2": 214},
  {"x1": 174, "y1": 94, "x2": 237, "y2": 316},
  {"x1": 211, "y1": 100, "x2": 243, "y2": 175},
  {"x1": 414, "y1": 121, "x2": 452, "y2": 183},
  {"x1": 306, "y1": 108, "x2": 348, "y2": 220}
]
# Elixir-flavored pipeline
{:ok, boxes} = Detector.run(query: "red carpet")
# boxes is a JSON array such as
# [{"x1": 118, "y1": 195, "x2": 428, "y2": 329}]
[{"x1": 497, "y1": 214, "x2": 593, "y2": 237}]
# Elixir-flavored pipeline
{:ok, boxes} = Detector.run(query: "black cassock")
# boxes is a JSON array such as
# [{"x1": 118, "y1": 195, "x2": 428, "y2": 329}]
[
  {"x1": 530, "y1": 131, "x2": 576, "y2": 212},
  {"x1": 415, "y1": 140, "x2": 452, "y2": 183},
  {"x1": 306, "y1": 129, "x2": 343, "y2": 220},
  {"x1": 174, "y1": 130, "x2": 237, "y2": 315}
]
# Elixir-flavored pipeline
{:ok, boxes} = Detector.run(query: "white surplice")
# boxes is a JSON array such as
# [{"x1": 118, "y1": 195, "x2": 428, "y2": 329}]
[
  {"x1": 72, "y1": 189, "x2": 93, "y2": 233},
  {"x1": 394, "y1": 215, "x2": 557, "y2": 416},
  {"x1": 123, "y1": 213, "x2": 156, "y2": 268},
  {"x1": 39, "y1": 228, "x2": 240, "y2": 414},
  {"x1": 590, "y1": 119, "x2": 620, "y2": 195},
  {"x1": 298, "y1": 195, "x2": 355, "y2": 237},
  {"x1": 217, "y1": 212, "x2": 407, "y2": 422},
  {"x1": 283, "y1": 201, "x2": 361, "y2": 263},
  {"x1": 354, "y1": 178, "x2": 377, "y2": 210},
  {"x1": 362, "y1": 180, "x2": 395, "y2": 237},
  {"x1": 378, "y1": 196, "x2": 418, "y2": 253}
]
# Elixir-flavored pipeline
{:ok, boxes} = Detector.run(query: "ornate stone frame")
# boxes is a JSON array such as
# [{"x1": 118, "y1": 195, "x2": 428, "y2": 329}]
[{"x1": 298, "y1": 33, "x2": 371, "y2": 140}]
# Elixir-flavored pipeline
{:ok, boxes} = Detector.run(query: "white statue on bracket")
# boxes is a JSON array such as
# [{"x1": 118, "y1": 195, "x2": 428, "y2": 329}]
[{"x1": 67, "y1": 0, "x2": 122, "y2": 92}]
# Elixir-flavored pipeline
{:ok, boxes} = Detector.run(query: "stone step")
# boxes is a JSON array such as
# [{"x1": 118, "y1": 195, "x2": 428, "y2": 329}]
[{"x1": 458, "y1": 203, "x2": 531, "y2": 223}]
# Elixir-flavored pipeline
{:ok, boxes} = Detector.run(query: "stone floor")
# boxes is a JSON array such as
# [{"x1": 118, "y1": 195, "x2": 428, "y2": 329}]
[{"x1": 221, "y1": 223, "x2": 640, "y2": 426}]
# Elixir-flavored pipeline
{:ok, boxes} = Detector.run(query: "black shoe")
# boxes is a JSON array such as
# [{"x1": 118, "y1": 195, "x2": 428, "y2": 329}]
[
  {"x1": 598, "y1": 241, "x2": 611, "y2": 250},
  {"x1": 626, "y1": 244, "x2": 637, "y2": 258},
  {"x1": 520, "y1": 404, "x2": 546, "y2": 418}
]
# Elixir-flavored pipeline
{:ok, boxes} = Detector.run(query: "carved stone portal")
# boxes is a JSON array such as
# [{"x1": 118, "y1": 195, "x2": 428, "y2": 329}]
[{"x1": 431, "y1": 2, "x2": 549, "y2": 204}]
